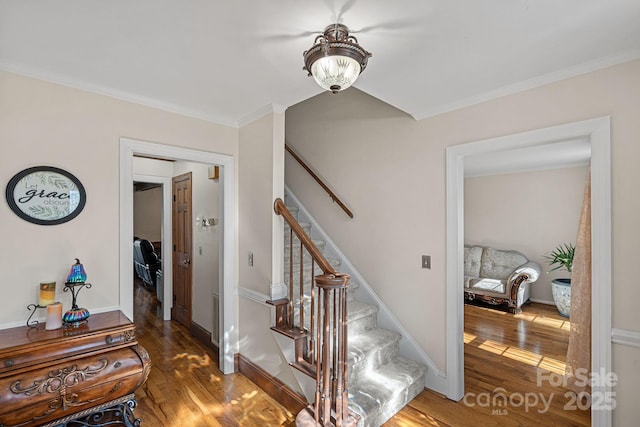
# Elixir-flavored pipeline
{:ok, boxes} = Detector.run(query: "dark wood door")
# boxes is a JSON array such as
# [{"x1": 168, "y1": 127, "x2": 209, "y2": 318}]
[{"x1": 172, "y1": 172, "x2": 192, "y2": 328}]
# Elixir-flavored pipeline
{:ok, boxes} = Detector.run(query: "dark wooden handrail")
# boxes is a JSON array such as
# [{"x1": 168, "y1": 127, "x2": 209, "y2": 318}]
[
  {"x1": 285, "y1": 144, "x2": 354, "y2": 219},
  {"x1": 272, "y1": 197, "x2": 356, "y2": 425}
]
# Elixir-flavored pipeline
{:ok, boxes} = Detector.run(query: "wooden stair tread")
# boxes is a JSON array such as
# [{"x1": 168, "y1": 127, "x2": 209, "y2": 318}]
[
  {"x1": 290, "y1": 359, "x2": 316, "y2": 378},
  {"x1": 270, "y1": 325, "x2": 308, "y2": 340}
]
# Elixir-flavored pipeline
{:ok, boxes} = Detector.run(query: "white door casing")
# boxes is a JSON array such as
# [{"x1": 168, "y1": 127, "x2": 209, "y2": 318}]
[
  {"x1": 445, "y1": 116, "x2": 611, "y2": 426},
  {"x1": 120, "y1": 138, "x2": 238, "y2": 374}
]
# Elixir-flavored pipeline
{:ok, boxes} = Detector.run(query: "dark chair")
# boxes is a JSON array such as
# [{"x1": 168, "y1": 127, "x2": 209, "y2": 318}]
[{"x1": 133, "y1": 239, "x2": 162, "y2": 290}]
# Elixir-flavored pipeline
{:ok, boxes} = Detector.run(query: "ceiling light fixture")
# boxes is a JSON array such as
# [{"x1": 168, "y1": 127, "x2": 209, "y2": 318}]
[{"x1": 303, "y1": 23, "x2": 372, "y2": 94}]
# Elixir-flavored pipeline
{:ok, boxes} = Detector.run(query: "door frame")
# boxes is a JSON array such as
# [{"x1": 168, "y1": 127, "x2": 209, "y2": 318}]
[
  {"x1": 445, "y1": 116, "x2": 612, "y2": 426},
  {"x1": 120, "y1": 138, "x2": 238, "y2": 374}
]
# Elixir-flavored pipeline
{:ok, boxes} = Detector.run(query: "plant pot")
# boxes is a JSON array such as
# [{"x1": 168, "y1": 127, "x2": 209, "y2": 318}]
[{"x1": 551, "y1": 278, "x2": 571, "y2": 318}]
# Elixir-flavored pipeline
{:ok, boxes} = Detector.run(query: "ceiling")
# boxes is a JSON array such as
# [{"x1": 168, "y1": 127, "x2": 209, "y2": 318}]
[{"x1": 1, "y1": 1, "x2": 639, "y2": 127}]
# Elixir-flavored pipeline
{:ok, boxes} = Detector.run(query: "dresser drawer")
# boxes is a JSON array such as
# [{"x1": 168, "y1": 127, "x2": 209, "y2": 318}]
[
  {"x1": 0, "y1": 326, "x2": 136, "y2": 376},
  {"x1": 0, "y1": 345, "x2": 150, "y2": 427}
]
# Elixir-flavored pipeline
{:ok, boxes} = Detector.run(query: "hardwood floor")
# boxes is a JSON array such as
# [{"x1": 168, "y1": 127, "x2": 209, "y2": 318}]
[
  {"x1": 132, "y1": 281, "x2": 296, "y2": 426},
  {"x1": 384, "y1": 303, "x2": 591, "y2": 426},
  {"x1": 132, "y1": 283, "x2": 589, "y2": 426}
]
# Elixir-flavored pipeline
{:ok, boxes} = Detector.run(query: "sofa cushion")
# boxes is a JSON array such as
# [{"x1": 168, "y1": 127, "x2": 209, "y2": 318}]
[
  {"x1": 469, "y1": 278, "x2": 506, "y2": 294},
  {"x1": 479, "y1": 247, "x2": 527, "y2": 280},
  {"x1": 464, "y1": 246, "x2": 483, "y2": 277}
]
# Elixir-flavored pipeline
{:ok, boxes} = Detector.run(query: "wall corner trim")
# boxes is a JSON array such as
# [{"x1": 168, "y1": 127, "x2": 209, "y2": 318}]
[
  {"x1": 269, "y1": 282, "x2": 288, "y2": 301},
  {"x1": 238, "y1": 104, "x2": 288, "y2": 128}
]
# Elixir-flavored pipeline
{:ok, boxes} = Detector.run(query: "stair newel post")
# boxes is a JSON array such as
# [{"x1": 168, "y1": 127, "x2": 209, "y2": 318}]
[
  {"x1": 321, "y1": 280, "x2": 332, "y2": 425},
  {"x1": 339, "y1": 285, "x2": 349, "y2": 422},
  {"x1": 314, "y1": 290, "x2": 322, "y2": 424},
  {"x1": 333, "y1": 286, "x2": 343, "y2": 426},
  {"x1": 314, "y1": 273, "x2": 355, "y2": 427},
  {"x1": 331, "y1": 288, "x2": 338, "y2": 406}
]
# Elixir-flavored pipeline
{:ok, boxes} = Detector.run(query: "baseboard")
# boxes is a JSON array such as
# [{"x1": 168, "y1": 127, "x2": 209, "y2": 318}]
[
  {"x1": 190, "y1": 321, "x2": 219, "y2": 356},
  {"x1": 234, "y1": 353, "x2": 307, "y2": 415},
  {"x1": 528, "y1": 298, "x2": 555, "y2": 306}
]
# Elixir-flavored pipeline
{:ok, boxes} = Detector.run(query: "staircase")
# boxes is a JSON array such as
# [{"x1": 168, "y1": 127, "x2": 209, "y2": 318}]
[{"x1": 278, "y1": 197, "x2": 426, "y2": 427}]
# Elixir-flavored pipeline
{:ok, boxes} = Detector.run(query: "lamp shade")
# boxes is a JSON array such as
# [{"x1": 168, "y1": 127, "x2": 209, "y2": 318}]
[
  {"x1": 310, "y1": 55, "x2": 361, "y2": 93},
  {"x1": 67, "y1": 258, "x2": 87, "y2": 283}
]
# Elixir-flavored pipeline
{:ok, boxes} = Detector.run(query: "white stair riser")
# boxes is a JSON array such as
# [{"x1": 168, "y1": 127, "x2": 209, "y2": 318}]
[
  {"x1": 349, "y1": 338, "x2": 401, "y2": 382},
  {"x1": 347, "y1": 311, "x2": 377, "y2": 335}
]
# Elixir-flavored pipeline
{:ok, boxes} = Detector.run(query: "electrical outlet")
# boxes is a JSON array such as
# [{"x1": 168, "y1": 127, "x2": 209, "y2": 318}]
[
  {"x1": 248, "y1": 251, "x2": 254, "y2": 267},
  {"x1": 422, "y1": 255, "x2": 431, "y2": 269}
]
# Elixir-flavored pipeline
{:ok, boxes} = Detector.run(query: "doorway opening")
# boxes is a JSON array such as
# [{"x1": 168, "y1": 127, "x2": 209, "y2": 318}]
[
  {"x1": 133, "y1": 174, "x2": 171, "y2": 320},
  {"x1": 120, "y1": 138, "x2": 237, "y2": 374},
  {"x1": 462, "y1": 164, "x2": 590, "y2": 424},
  {"x1": 445, "y1": 116, "x2": 612, "y2": 425}
]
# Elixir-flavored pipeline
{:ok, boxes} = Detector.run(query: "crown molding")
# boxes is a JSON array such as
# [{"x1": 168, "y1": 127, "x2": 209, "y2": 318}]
[
  {"x1": 413, "y1": 49, "x2": 640, "y2": 121},
  {"x1": 237, "y1": 103, "x2": 288, "y2": 128},
  {"x1": 0, "y1": 61, "x2": 239, "y2": 128}
]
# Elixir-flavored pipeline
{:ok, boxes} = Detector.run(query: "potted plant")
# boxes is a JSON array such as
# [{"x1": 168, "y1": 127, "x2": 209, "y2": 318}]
[{"x1": 544, "y1": 243, "x2": 575, "y2": 317}]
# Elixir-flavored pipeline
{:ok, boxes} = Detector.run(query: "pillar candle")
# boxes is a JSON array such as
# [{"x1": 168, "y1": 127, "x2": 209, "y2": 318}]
[
  {"x1": 39, "y1": 282, "x2": 56, "y2": 306},
  {"x1": 45, "y1": 302, "x2": 63, "y2": 330}
]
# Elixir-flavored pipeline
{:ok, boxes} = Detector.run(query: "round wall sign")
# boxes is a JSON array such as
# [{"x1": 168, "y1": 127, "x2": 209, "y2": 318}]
[{"x1": 5, "y1": 166, "x2": 86, "y2": 225}]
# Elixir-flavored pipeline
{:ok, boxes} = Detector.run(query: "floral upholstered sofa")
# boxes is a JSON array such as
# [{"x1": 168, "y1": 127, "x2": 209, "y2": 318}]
[{"x1": 464, "y1": 245, "x2": 541, "y2": 313}]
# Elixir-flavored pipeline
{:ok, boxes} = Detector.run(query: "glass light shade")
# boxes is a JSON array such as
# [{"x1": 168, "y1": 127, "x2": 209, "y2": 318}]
[
  {"x1": 310, "y1": 55, "x2": 361, "y2": 93},
  {"x1": 67, "y1": 258, "x2": 87, "y2": 283}
]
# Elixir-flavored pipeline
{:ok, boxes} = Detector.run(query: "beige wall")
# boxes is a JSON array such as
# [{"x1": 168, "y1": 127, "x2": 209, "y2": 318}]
[
  {"x1": 464, "y1": 166, "x2": 589, "y2": 303},
  {"x1": 133, "y1": 186, "x2": 162, "y2": 242},
  {"x1": 0, "y1": 70, "x2": 237, "y2": 327},
  {"x1": 237, "y1": 112, "x2": 301, "y2": 393},
  {"x1": 238, "y1": 115, "x2": 277, "y2": 292},
  {"x1": 286, "y1": 89, "x2": 446, "y2": 368},
  {"x1": 286, "y1": 59, "x2": 640, "y2": 421}
]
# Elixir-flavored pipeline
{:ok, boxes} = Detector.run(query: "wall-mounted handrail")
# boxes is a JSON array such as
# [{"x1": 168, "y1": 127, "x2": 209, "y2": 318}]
[{"x1": 285, "y1": 144, "x2": 354, "y2": 219}]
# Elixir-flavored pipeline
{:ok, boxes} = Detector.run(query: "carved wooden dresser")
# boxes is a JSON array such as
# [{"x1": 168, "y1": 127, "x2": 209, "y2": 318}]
[{"x1": 0, "y1": 311, "x2": 150, "y2": 427}]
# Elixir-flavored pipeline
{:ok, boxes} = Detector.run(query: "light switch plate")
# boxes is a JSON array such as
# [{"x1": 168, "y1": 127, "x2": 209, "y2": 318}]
[{"x1": 422, "y1": 255, "x2": 431, "y2": 269}]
